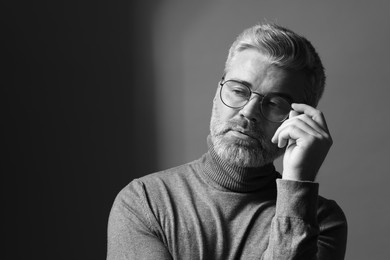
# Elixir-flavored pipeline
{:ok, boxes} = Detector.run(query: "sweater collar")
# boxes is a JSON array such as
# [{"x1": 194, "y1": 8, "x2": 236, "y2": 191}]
[{"x1": 202, "y1": 135, "x2": 279, "y2": 193}]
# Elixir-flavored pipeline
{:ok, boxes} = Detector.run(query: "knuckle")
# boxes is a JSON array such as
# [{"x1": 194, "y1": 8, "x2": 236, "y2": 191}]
[
  {"x1": 289, "y1": 125, "x2": 299, "y2": 132},
  {"x1": 305, "y1": 134, "x2": 317, "y2": 144},
  {"x1": 319, "y1": 133, "x2": 333, "y2": 146},
  {"x1": 313, "y1": 110, "x2": 323, "y2": 119},
  {"x1": 315, "y1": 109, "x2": 323, "y2": 115},
  {"x1": 300, "y1": 114, "x2": 310, "y2": 120}
]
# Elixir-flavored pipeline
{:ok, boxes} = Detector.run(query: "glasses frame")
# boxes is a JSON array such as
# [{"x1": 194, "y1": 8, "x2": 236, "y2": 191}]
[{"x1": 219, "y1": 78, "x2": 293, "y2": 123}]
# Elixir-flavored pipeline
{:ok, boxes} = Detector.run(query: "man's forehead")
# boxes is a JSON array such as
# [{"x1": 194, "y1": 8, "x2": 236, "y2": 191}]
[{"x1": 228, "y1": 49, "x2": 271, "y2": 74}]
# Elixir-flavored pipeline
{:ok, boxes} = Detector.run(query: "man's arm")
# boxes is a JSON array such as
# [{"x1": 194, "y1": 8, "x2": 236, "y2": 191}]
[
  {"x1": 107, "y1": 181, "x2": 173, "y2": 260},
  {"x1": 261, "y1": 179, "x2": 347, "y2": 260},
  {"x1": 266, "y1": 103, "x2": 347, "y2": 259}
]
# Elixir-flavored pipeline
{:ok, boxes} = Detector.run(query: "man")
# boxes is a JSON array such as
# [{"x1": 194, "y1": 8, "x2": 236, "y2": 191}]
[{"x1": 107, "y1": 23, "x2": 347, "y2": 259}]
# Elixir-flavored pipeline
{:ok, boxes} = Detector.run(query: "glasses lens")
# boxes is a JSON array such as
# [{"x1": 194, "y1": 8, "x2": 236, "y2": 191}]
[
  {"x1": 221, "y1": 81, "x2": 251, "y2": 108},
  {"x1": 261, "y1": 95, "x2": 291, "y2": 122}
]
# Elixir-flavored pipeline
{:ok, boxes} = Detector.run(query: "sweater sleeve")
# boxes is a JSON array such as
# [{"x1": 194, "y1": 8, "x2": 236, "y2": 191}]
[
  {"x1": 261, "y1": 179, "x2": 347, "y2": 260},
  {"x1": 107, "y1": 180, "x2": 173, "y2": 260}
]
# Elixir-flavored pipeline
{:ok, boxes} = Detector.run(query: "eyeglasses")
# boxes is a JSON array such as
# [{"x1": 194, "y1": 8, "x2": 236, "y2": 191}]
[{"x1": 219, "y1": 79, "x2": 292, "y2": 122}]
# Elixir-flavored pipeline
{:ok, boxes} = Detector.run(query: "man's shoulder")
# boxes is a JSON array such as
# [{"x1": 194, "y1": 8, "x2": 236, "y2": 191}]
[
  {"x1": 113, "y1": 156, "x2": 208, "y2": 224},
  {"x1": 140, "y1": 156, "x2": 203, "y2": 183},
  {"x1": 124, "y1": 155, "x2": 206, "y2": 196}
]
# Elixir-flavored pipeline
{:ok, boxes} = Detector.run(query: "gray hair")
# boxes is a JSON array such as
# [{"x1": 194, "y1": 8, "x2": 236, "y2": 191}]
[{"x1": 225, "y1": 23, "x2": 325, "y2": 107}]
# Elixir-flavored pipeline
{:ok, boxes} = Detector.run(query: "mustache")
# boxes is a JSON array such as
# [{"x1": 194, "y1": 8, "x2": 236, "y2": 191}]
[{"x1": 217, "y1": 119, "x2": 264, "y2": 141}]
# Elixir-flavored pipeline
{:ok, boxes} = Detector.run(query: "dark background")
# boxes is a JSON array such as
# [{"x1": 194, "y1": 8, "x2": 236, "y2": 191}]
[{"x1": 5, "y1": 1, "x2": 161, "y2": 259}]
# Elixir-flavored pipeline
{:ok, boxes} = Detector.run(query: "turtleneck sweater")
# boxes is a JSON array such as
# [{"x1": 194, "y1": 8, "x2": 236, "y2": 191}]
[
  {"x1": 107, "y1": 137, "x2": 347, "y2": 259},
  {"x1": 203, "y1": 136, "x2": 278, "y2": 193}
]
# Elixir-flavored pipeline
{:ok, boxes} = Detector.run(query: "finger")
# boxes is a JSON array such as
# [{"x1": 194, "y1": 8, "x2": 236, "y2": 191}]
[
  {"x1": 291, "y1": 103, "x2": 329, "y2": 131},
  {"x1": 291, "y1": 114, "x2": 329, "y2": 137},
  {"x1": 289, "y1": 109, "x2": 300, "y2": 119},
  {"x1": 288, "y1": 108, "x2": 325, "y2": 135},
  {"x1": 276, "y1": 117, "x2": 323, "y2": 139},
  {"x1": 272, "y1": 118, "x2": 323, "y2": 146},
  {"x1": 275, "y1": 125, "x2": 309, "y2": 148},
  {"x1": 273, "y1": 109, "x2": 325, "y2": 143}
]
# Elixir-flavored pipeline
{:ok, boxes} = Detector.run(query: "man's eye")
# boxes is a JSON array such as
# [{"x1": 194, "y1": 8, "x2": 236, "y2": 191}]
[
  {"x1": 267, "y1": 100, "x2": 280, "y2": 107},
  {"x1": 265, "y1": 97, "x2": 290, "y2": 110},
  {"x1": 231, "y1": 87, "x2": 248, "y2": 96}
]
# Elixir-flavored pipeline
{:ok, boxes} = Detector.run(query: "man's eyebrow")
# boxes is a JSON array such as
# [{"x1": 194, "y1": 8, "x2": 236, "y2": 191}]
[
  {"x1": 226, "y1": 77, "x2": 254, "y2": 88},
  {"x1": 224, "y1": 77, "x2": 295, "y2": 102},
  {"x1": 240, "y1": 80, "x2": 254, "y2": 88}
]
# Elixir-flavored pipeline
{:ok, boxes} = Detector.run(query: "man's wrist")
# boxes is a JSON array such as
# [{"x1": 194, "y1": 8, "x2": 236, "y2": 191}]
[
  {"x1": 276, "y1": 179, "x2": 319, "y2": 222},
  {"x1": 282, "y1": 169, "x2": 317, "y2": 182}
]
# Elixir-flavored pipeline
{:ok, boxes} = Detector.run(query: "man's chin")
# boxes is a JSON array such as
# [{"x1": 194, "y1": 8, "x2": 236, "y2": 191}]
[
  {"x1": 213, "y1": 136, "x2": 261, "y2": 167},
  {"x1": 211, "y1": 134, "x2": 283, "y2": 168}
]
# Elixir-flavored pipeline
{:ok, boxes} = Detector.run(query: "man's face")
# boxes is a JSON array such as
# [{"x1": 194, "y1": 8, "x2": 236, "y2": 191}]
[{"x1": 210, "y1": 49, "x2": 307, "y2": 167}]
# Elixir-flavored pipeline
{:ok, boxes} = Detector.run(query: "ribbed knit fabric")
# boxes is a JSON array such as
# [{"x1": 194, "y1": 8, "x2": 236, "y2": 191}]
[
  {"x1": 107, "y1": 137, "x2": 348, "y2": 259},
  {"x1": 203, "y1": 135, "x2": 278, "y2": 192}
]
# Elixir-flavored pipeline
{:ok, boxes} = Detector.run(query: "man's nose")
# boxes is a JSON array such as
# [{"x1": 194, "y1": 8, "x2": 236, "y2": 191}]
[{"x1": 239, "y1": 94, "x2": 263, "y2": 122}]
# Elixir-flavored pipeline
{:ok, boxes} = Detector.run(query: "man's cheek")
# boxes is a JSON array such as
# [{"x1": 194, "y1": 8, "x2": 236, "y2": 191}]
[{"x1": 266, "y1": 123, "x2": 282, "y2": 142}]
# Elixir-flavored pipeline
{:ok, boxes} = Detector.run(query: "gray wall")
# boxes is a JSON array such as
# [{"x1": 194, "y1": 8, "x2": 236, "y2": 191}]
[
  {"x1": 153, "y1": 1, "x2": 390, "y2": 260},
  {"x1": 5, "y1": 0, "x2": 389, "y2": 259}
]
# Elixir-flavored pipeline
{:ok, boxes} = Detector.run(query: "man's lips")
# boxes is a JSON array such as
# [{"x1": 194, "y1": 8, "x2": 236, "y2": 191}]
[{"x1": 228, "y1": 129, "x2": 260, "y2": 142}]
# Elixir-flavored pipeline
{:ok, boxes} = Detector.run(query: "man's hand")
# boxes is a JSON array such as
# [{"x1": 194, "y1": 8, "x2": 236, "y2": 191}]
[{"x1": 271, "y1": 103, "x2": 333, "y2": 181}]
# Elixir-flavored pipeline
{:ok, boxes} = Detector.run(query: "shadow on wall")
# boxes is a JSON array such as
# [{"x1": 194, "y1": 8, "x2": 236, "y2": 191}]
[
  {"x1": 5, "y1": 1, "x2": 160, "y2": 259},
  {"x1": 151, "y1": 0, "x2": 213, "y2": 168}
]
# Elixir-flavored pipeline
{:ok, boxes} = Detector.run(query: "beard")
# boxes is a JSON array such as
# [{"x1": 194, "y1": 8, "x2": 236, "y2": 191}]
[{"x1": 210, "y1": 105, "x2": 284, "y2": 168}]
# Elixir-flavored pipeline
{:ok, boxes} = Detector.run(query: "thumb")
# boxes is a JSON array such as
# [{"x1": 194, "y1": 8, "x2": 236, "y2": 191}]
[{"x1": 289, "y1": 109, "x2": 300, "y2": 119}]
